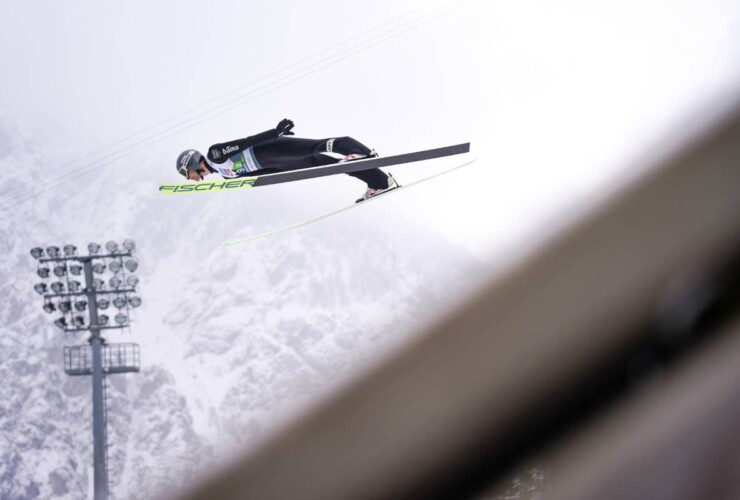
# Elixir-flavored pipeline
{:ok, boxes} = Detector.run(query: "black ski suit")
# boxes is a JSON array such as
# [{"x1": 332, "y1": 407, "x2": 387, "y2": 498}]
[{"x1": 204, "y1": 129, "x2": 390, "y2": 189}]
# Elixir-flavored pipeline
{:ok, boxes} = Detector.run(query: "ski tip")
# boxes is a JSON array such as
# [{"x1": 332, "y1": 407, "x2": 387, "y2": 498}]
[{"x1": 221, "y1": 239, "x2": 250, "y2": 247}]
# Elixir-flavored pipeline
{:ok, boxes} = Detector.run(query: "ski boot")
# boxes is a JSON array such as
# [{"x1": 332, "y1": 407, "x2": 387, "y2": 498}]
[
  {"x1": 339, "y1": 149, "x2": 380, "y2": 163},
  {"x1": 355, "y1": 172, "x2": 400, "y2": 203}
]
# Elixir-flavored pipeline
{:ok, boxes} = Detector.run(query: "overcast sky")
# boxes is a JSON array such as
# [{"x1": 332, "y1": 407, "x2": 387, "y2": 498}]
[{"x1": 2, "y1": 0, "x2": 740, "y2": 262}]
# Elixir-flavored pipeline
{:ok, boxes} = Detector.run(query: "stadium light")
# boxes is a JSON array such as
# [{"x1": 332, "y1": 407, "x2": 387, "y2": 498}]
[
  {"x1": 124, "y1": 258, "x2": 139, "y2": 273},
  {"x1": 109, "y1": 260, "x2": 122, "y2": 273},
  {"x1": 30, "y1": 239, "x2": 142, "y2": 500}
]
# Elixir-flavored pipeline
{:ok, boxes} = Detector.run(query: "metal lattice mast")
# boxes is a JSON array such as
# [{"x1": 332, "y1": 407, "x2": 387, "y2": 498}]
[{"x1": 31, "y1": 240, "x2": 143, "y2": 500}]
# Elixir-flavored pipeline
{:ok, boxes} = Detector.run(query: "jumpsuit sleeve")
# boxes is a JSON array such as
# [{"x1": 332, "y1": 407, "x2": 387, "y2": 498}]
[{"x1": 206, "y1": 128, "x2": 279, "y2": 164}]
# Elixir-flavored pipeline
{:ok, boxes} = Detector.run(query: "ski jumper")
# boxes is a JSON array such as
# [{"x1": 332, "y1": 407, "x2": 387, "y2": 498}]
[{"x1": 205, "y1": 129, "x2": 390, "y2": 189}]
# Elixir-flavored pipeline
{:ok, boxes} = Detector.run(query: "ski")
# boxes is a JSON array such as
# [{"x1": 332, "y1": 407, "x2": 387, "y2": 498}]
[
  {"x1": 159, "y1": 143, "x2": 470, "y2": 194},
  {"x1": 220, "y1": 157, "x2": 478, "y2": 246}
]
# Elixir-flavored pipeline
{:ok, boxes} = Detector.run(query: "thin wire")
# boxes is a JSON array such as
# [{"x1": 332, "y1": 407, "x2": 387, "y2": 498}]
[
  {"x1": 1, "y1": 0, "x2": 474, "y2": 210},
  {"x1": 0, "y1": 0, "x2": 477, "y2": 214},
  {"x1": 1, "y1": 0, "x2": 475, "y2": 213},
  {"x1": 0, "y1": 2, "x2": 447, "y2": 199}
]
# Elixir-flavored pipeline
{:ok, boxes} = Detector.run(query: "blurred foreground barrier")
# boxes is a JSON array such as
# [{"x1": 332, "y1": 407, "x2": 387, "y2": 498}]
[
  {"x1": 179, "y1": 101, "x2": 740, "y2": 500},
  {"x1": 549, "y1": 313, "x2": 740, "y2": 500}
]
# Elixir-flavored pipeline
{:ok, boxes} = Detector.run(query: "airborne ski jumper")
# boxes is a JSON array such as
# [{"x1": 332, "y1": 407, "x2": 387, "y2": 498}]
[{"x1": 176, "y1": 119, "x2": 399, "y2": 203}]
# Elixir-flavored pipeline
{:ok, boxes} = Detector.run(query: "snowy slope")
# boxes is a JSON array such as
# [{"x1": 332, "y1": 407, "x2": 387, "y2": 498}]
[{"x1": 0, "y1": 117, "x2": 483, "y2": 498}]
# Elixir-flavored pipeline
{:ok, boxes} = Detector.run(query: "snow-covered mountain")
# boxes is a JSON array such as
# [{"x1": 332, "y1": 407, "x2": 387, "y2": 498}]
[{"x1": 0, "y1": 117, "x2": 484, "y2": 498}]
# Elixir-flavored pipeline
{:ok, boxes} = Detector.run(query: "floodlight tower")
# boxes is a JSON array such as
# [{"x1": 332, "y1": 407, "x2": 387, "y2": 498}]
[{"x1": 30, "y1": 240, "x2": 143, "y2": 500}]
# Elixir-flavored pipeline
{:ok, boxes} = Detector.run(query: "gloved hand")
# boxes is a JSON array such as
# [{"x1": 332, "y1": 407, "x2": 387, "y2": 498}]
[{"x1": 276, "y1": 118, "x2": 295, "y2": 136}]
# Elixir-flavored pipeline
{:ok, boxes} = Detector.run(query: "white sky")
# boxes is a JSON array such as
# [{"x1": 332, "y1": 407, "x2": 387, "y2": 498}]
[{"x1": 2, "y1": 0, "x2": 740, "y2": 262}]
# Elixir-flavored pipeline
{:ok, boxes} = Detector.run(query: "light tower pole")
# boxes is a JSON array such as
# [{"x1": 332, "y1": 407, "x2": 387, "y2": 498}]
[{"x1": 31, "y1": 240, "x2": 143, "y2": 500}]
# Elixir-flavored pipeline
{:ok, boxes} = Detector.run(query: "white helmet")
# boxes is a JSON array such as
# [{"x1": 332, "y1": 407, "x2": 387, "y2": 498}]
[{"x1": 176, "y1": 150, "x2": 204, "y2": 177}]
